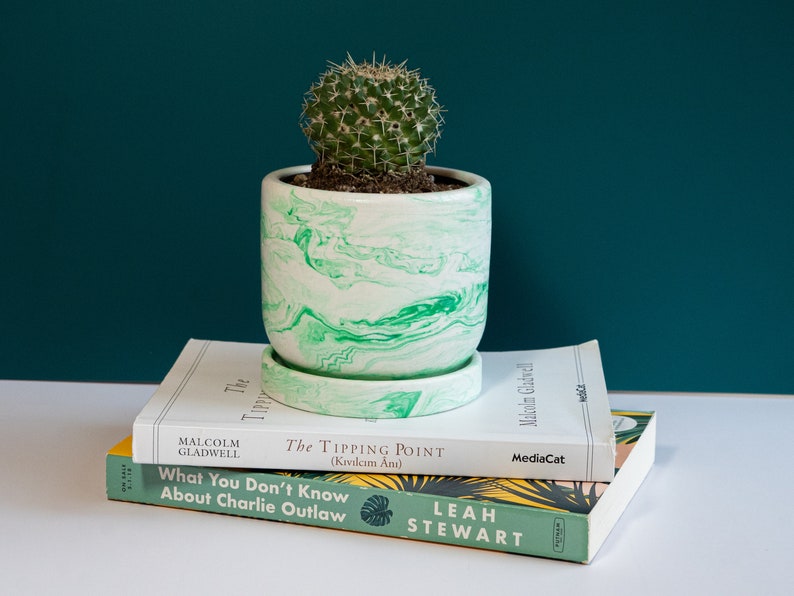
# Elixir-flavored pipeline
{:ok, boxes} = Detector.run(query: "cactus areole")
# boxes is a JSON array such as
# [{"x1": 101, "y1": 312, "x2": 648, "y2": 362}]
[{"x1": 260, "y1": 55, "x2": 491, "y2": 417}]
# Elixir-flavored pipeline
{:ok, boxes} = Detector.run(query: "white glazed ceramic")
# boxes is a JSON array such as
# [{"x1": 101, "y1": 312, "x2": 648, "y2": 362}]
[
  {"x1": 260, "y1": 165, "x2": 491, "y2": 416},
  {"x1": 260, "y1": 345, "x2": 483, "y2": 418}
]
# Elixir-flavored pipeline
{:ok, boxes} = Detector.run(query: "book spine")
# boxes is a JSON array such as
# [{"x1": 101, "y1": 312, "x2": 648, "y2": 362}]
[
  {"x1": 132, "y1": 424, "x2": 615, "y2": 482},
  {"x1": 107, "y1": 454, "x2": 590, "y2": 563}
]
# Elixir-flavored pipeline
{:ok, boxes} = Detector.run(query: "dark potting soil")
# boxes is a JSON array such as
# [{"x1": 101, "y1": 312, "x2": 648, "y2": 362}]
[{"x1": 288, "y1": 161, "x2": 466, "y2": 194}]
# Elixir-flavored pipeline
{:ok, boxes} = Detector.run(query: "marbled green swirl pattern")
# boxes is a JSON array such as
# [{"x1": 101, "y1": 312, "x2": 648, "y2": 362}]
[
  {"x1": 261, "y1": 346, "x2": 483, "y2": 418},
  {"x1": 261, "y1": 166, "x2": 491, "y2": 381}
]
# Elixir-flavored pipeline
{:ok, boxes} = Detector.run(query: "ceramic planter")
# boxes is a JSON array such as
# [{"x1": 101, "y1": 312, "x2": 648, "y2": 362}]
[{"x1": 260, "y1": 165, "x2": 491, "y2": 418}]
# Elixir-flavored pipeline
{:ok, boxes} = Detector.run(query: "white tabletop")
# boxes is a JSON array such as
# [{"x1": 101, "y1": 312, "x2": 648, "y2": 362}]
[{"x1": 1, "y1": 380, "x2": 792, "y2": 595}]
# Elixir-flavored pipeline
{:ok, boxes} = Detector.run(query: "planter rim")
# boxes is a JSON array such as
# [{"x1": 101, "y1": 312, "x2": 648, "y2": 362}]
[{"x1": 263, "y1": 165, "x2": 489, "y2": 201}]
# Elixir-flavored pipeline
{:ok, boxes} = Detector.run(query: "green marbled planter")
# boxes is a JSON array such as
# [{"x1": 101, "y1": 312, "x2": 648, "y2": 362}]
[
  {"x1": 261, "y1": 345, "x2": 483, "y2": 418},
  {"x1": 260, "y1": 165, "x2": 491, "y2": 417}
]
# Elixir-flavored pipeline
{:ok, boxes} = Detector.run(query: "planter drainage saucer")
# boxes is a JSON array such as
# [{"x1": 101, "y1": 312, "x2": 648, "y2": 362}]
[{"x1": 261, "y1": 346, "x2": 482, "y2": 419}]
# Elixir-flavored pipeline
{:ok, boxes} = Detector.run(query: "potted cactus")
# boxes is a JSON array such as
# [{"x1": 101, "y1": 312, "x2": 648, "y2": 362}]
[{"x1": 260, "y1": 55, "x2": 491, "y2": 419}]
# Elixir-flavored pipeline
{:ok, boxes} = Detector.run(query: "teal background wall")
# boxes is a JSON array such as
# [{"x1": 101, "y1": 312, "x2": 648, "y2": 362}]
[{"x1": 2, "y1": 1, "x2": 792, "y2": 394}]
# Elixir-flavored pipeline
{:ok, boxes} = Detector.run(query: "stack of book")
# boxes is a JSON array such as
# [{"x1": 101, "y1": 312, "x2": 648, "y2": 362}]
[{"x1": 106, "y1": 339, "x2": 656, "y2": 564}]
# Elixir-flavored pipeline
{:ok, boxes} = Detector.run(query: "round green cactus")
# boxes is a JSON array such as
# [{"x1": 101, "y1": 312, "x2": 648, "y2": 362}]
[{"x1": 300, "y1": 55, "x2": 444, "y2": 174}]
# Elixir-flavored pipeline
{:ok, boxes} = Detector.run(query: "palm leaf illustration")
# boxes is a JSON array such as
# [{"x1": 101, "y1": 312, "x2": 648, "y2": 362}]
[
  {"x1": 284, "y1": 472, "x2": 602, "y2": 513},
  {"x1": 613, "y1": 410, "x2": 653, "y2": 444},
  {"x1": 321, "y1": 473, "x2": 498, "y2": 500},
  {"x1": 474, "y1": 478, "x2": 601, "y2": 513}
]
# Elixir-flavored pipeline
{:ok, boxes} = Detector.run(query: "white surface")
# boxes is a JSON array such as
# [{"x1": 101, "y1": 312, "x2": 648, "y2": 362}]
[{"x1": 1, "y1": 380, "x2": 792, "y2": 596}]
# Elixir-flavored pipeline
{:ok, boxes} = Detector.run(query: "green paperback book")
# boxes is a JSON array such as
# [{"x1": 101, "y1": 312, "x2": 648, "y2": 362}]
[{"x1": 107, "y1": 410, "x2": 655, "y2": 564}]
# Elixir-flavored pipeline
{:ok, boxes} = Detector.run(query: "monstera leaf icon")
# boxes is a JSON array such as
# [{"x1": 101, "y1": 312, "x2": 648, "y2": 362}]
[{"x1": 360, "y1": 494, "x2": 393, "y2": 527}]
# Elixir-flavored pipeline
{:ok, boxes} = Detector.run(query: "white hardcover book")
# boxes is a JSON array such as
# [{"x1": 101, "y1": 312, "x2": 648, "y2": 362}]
[{"x1": 132, "y1": 339, "x2": 616, "y2": 481}]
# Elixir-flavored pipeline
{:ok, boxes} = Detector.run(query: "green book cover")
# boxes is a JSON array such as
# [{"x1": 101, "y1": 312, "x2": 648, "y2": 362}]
[{"x1": 107, "y1": 410, "x2": 655, "y2": 564}]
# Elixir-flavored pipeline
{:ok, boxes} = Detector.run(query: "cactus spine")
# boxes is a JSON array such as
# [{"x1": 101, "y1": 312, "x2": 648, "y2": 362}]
[{"x1": 301, "y1": 55, "x2": 444, "y2": 174}]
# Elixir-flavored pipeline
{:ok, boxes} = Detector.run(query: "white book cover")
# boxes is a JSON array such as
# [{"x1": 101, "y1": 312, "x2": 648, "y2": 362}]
[{"x1": 132, "y1": 339, "x2": 616, "y2": 481}]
